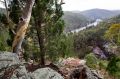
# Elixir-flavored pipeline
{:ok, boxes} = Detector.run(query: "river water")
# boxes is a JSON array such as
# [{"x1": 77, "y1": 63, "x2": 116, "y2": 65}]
[{"x1": 69, "y1": 19, "x2": 102, "y2": 33}]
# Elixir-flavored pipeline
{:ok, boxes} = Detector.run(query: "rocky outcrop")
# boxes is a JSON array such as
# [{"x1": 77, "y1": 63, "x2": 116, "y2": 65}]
[
  {"x1": 58, "y1": 58, "x2": 103, "y2": 79},
  {"x1": 93, "y1": 46, "x2": 107, "y2": 59},
  {"x1": 0, "y1": 52, "x2": 29, "y2": 79},
  {"x1": 0, "y1": 52, "x2": 20, "y2": 70},
  {"x1": 0, "y1": 52, "x2": 103, "y2": 79},
  {"x1": 30, "y1": 67, "x2": 64, "y2": 79},
  {"x1": 0, "y1": 52, "x2": 64, "y2": 79}
]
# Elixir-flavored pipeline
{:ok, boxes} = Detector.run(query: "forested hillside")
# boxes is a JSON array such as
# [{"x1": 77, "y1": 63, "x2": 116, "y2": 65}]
[
  {"x1": 63, "y1": 11, "x2": 90, "y2": 32},
  {"x1": 63, "y1": 9, "x2": 120, "y2": 32}
]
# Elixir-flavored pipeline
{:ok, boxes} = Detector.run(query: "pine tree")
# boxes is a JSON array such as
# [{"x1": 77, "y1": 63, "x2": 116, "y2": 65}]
[{"x1": 33, "y1": 0, "x2": 64, "y2": 65}]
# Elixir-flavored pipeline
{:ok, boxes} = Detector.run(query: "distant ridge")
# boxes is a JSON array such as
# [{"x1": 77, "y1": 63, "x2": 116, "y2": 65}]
[
  {"x1": 63, "y1": 9, "x2": 120, "y2": 32},
  {"x1": 80, "y1": 8, "x2": 120, "y2": 20}
]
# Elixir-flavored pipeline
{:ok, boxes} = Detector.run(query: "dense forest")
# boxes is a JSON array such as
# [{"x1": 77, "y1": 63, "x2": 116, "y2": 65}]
[{"x1": 0, "y1": 0, "x2": 120, "y2": 79}]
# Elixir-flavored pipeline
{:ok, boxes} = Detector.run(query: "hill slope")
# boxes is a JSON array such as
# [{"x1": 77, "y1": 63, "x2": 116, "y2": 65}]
[
  {"x1": 63, "y1": 11, "x2": 90, "y2": 32},
  {"x1": 63, "y1": 9, "x2": 120, "y2": 32},
  {"x1": 80, "y1": 9, "x2": 120, "y2": 20}
]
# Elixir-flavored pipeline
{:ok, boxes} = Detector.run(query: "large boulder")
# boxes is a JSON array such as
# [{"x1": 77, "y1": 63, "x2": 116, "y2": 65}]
[
  {"x1": 0, "y1": 52, "x2": 20, "y2": 69},
  {"x1": 30, "y1": 67, "x2": 64, "y2": 79},
  {"x1": 0, "y1": 52, "x2": 29, "y2": 79}
]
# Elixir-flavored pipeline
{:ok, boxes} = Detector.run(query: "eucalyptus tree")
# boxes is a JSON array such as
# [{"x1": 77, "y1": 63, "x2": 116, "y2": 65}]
[{"x1": 12, "y1": 0, "x2": 35, "y2": 55}]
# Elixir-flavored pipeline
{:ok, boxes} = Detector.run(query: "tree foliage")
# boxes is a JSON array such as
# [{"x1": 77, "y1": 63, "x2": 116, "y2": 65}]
[
  {"x1": 106, "y1": 55, "x2": 120, "y2": 78},
  {"x1": 105, "y1": 24, "x2": 120, "y2": 45}
]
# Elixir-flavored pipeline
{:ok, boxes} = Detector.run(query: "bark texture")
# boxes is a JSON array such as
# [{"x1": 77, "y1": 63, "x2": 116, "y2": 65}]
[
  {"x1": 35, "y1": 16, "x2": 46, "y2": 65},
  {"x1": 12, "y1": 0, "x2": 35, "y2": 54}
]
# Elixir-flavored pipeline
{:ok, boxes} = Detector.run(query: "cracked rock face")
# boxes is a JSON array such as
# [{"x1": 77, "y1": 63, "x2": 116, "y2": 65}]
[
  {"x1": 30, "y1": 67, "x2": 64, "y2": 79},
  {"x1": 0, "y1": 52, "x2": 20, "y2": 69},
  {"x1": 0, "y1": 52, "x2": 29, "y2": 79}
]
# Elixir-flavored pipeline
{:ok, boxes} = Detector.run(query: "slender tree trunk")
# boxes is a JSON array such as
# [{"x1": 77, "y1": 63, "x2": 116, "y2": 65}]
[
  {"x1": 34, "y1": 17, "x2": 46, "y2": 65},
  {"x1": 12, "y1": 0, "x2": 35, "y2": 54},
  {"x1": 33, "y1": 6, "x2": 47, "y2": 65},
  {"x1": 39, "y1": 23, "x2": 46, "y2": 65}
]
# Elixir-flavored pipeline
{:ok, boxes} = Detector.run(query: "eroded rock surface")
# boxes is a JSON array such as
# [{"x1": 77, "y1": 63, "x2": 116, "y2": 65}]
[
  {"x1": 0, "y1": 52, "x2": 29, "y2": 79},
  {"x1": 30, "y1": 67, "x2": 64, "y2": 79}
]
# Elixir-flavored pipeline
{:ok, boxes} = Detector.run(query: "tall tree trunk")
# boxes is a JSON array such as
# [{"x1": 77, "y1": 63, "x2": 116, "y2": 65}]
[
  {"x1": 34, "y1": 17, "x2": 46, "y2": 65},
  {"x1": 38, "y1": 24, "x2": 46, "y2": 65},
  {"x1": 33, "y1": 11, "x2": 46, "y2": 65},
  {"x1": 12, "y1": 0, "x2": 35, "y2": 54}
]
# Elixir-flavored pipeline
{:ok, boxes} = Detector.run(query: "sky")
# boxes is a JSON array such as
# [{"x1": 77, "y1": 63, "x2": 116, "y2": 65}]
[
  {"x1": 62, "y1": 0, "x2": 120, "y2": 11},
  {"x1": 0, "y1": 0, "x2": 120, "y2": 11},
  {"x1": 0, "y1": 0, "x2": 5, "y2": 8}
]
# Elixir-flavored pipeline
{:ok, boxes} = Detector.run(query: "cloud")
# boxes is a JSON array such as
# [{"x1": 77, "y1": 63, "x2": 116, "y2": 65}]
[{"x1": 0, "y1": 1, "x2": 5, "y2": 8}]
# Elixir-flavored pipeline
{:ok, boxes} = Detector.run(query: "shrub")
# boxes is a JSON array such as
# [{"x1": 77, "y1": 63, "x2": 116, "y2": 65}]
[{"x1": 85, "y1": 53, "x2": 99, "y2": 69}]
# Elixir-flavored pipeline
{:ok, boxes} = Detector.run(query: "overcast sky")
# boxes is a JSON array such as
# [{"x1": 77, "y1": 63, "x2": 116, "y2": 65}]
[
  {"x1": 62, "y1": 0, "x2": 120, "y2": 11},
  {"x1": 0, "y1": 0, "x2": 120, "y2": 11},
  {"x1": 0, "y1": 4, "x2": 3, "y2": 8},
  {"x1": 0, "y1": 0, "x2": 5, "y2": 8}
]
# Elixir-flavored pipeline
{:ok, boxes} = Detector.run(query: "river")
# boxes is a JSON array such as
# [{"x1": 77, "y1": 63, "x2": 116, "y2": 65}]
[{"x1": 69, "y1": 19, "x2": 102, "y2": 33}]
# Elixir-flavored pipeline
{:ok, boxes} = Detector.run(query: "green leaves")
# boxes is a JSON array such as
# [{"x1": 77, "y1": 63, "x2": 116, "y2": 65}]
[
  {"x1": 46, "y1": 34, "x2": 74, "y2": 61},
  {"x1": 85, "y1": 53, "x2": 98, "y2": 69},
  {"x1": 9, "y1": 0, "x2": 22, "y2": 24},
  {"x1": 105, "y1": 24, "x2": 120, "y2": 45},
  {"x1": 106, "y1": 55, "x2": 120, "y2": 77},
  {"x1": 0, "y1": 28, "x2": 10, "y2": 51}
]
